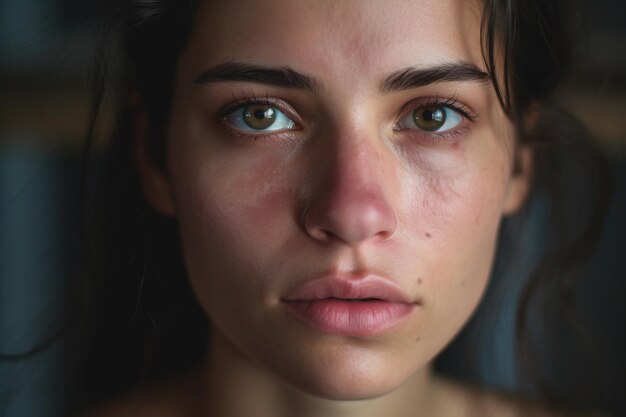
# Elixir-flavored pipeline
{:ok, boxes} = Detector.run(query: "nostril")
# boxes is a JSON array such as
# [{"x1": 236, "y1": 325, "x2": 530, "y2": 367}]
[
  {"x1": 302, "y1": 191, "x2": 397, "y2": 245},
  {"x1": 307, "y1": 227, "x2": 332, "y2": 241}
]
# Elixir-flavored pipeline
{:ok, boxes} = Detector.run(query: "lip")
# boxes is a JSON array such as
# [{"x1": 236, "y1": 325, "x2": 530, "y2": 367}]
[{"x1": 282, "y1": 273, "x2": 419, "y2": 337}]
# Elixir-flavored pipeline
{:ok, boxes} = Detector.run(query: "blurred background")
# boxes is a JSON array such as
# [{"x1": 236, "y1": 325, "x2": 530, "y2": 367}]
[{"x1": 0, "y1": 0, "x2": 624, "y2": 416}]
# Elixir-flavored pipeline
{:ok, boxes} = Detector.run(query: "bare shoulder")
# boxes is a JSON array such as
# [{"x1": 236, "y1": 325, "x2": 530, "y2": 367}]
[
  {"x1": 433, "y1": 375, "x2": 608, "y2": 417},
  {"x1": 80, "y1": 372, "x2": 203, "y2": 417}
]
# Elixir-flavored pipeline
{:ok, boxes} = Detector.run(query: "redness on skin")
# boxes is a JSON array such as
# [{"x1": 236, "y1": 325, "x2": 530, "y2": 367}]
[{"x1": 161, "y1": 0, "x2": 530, "y2": 403}]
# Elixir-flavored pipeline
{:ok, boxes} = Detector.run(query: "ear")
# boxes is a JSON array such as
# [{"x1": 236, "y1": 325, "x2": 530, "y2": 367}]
[
  {"x1": 133, "y1": 108, "x2": 177, "y2": 217},
  {"x1": 502, "y1": 144, "x2": 533, "y2": 215}
]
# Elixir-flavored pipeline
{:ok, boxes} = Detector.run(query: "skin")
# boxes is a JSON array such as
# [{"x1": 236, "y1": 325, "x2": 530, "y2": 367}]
[{"x1": 123, "y1": 0, "x2": 539, "y2": 416}]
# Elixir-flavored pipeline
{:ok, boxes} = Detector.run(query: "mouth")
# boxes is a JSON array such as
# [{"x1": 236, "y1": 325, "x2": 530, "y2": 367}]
[{"x1": 281, "y1": 274, "x2": 418, "y2": 337}]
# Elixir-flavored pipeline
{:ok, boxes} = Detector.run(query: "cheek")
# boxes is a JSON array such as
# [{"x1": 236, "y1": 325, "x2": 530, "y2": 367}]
[
  {"x1": 410, "y1": 176, "x2": 502, "y2": 284},
  {"x1": 234, "y1": 164, "x2": 295, "y2": 235},
  {"x1": 399, "y1": 145, "x2": 511, "y2": 326},
  {"x1": 171, "y1": 153, "x2": 294, "y2": 299},
  {"x1": 401, "y1": 141, "x2": 507, "y2": 245}
]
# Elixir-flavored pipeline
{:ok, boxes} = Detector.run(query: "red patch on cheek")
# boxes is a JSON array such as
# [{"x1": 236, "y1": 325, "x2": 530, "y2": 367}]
[
  {"x1": 231, "y1": 161, "x2": 294, "y2": 235},
  {"x1": 248, "y1": 187, "x2": 291, "y2": 230}
]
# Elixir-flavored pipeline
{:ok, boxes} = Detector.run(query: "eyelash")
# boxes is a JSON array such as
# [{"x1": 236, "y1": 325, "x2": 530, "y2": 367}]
[
  {"x1": 393, "y1": 96, "x2": 476, "y2": 142},
  {"x1": 413, "y1": 96, "x2": 476, "y2": 122},
  {"x1": 218, "y1": 94, "x2": 299, "y2": 143},
  {"x1": 218, "y1": 94, "x2": 476, "y2": 143}
]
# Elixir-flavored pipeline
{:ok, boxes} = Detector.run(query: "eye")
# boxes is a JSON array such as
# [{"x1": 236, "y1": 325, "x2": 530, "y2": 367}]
[
  {"x1": 397, "y1": 105, "x2": 463, "y2": 133},
  {"x1": 226, "y1": 103, "x2": 296, "y2": 132}
]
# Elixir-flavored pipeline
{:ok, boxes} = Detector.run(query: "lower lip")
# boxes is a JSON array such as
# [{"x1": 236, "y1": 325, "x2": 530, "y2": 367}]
[{"x1": 283, "y1": 299, "x2": 416, "y2": 337}]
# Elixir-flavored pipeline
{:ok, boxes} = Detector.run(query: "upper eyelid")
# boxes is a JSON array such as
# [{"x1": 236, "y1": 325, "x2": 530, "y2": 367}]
[
  {"x1": 398, "y1": 97, "x2": 477, "y2": 122},
  {"x1": 220, "y1": 96, "x2": 279, "y2": 115}
]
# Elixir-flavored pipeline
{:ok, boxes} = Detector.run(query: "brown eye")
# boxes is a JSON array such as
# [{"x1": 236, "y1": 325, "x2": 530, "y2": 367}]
[
  {"x1": 243, "y1": 104, "x2": 277, "y2": 130},
  {"x1": 413, "y1": 106, "x2": 446, "y2": 131},
  {"x1": 227, "y1": 102, "x2": 296, "y2": 132},
  {"x1": 397, "y1": 104, "x2": 462, "y2": 133}
]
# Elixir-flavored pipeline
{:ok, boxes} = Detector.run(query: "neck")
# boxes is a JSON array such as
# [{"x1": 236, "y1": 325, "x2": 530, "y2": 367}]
[{"x1": 199, "y1": 331, "x2": 444, "y2": 417}]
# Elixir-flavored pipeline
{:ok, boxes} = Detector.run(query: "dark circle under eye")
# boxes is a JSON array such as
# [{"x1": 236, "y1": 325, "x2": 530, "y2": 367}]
[
  {"x1": 243, "y1": 104, "x2": 277, "y2": 130},
  {"x1": 413, "y1": 106, "x2": 446, "y2": 132}
]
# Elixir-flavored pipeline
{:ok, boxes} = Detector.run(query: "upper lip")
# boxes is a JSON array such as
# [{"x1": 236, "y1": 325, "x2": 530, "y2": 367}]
[{"x1": 282, "y1": 272, "x2": 417, "y2": 304}]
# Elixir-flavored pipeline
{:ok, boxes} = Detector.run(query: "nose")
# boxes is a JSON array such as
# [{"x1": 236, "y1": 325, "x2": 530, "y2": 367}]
[{"x1": 302, "y1": 132, "x2": 397, "y2": 246}]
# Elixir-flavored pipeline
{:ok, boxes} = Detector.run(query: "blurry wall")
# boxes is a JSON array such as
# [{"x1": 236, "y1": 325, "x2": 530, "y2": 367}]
[
  {"x1": 1, "y1": 0, "x2": 90, "y2": 415},
  {"x1": 0, "y1": 1, "x2": 624, "y2": 416}
]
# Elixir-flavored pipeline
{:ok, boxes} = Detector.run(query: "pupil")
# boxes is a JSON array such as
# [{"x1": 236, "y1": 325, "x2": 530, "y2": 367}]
[{"x1": 254, "y1": 109, "x2": 268, "y2": 119}]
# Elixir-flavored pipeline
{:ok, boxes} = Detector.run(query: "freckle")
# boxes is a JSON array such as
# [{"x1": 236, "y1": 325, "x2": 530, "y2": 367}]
[
  {"x1": 460, "y1": 280, "x2": 466, "y2": 287},
  {"x1": 417, "y1": 278, "x2": 423, "y2": 285},
  {"x1": 415, "y1": 337, "x2": 421, "y2": 343},
  {"x1": 424, "y1": 232, "x2": 432, "y2": 239}
]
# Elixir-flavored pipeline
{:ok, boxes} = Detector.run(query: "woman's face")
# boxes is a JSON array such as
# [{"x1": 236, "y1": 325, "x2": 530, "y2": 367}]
[{"x1": 149, "y1": 0, "x2": 529, "y2": 400}]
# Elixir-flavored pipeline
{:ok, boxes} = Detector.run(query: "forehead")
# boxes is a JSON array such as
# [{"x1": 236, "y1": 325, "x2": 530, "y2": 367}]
[{"x1": 187, "y1": 0, "x2": 485, "y2": 82}]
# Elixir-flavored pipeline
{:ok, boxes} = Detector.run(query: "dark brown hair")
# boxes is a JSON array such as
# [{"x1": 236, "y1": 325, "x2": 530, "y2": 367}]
[{"x1": 78, "y1": 0, "x2": 611, "y2": 411}]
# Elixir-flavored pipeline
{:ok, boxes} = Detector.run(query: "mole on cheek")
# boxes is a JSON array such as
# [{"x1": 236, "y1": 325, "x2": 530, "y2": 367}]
[{"x1": 417, "y1": 278, "x2": 423, "y2": 285}]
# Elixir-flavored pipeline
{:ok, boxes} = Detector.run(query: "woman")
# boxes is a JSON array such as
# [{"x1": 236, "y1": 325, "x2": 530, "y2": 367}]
[{"x1": 80, "y1": 0, "x2": 610, "y2": 415}]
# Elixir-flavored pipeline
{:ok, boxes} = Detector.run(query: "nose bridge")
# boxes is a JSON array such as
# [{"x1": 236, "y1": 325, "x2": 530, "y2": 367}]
[
  {"x1": 330, "y1": 132, "x2": 384, "y2": 200},
  {"x1": 302, "y1": 125, "x2": 397, "y2": 245}
]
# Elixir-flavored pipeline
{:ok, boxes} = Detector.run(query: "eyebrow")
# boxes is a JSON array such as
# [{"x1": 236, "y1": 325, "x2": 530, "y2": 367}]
[
  {"x1": 380, "y1": 62, "x2": 490, "y2": 93},
  {"x1": 194, "y1": 61, "x2": 319, "y2": 91},
  {"x1": 194, "y1": 61, "x2": 490, "y2": 93}
]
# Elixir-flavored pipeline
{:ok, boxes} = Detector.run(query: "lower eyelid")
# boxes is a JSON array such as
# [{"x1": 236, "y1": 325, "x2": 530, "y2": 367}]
[
  {"x1": 224, "y1": 128, "x2": 302, "y2": 144},
  {"x1": 406, "y1": 125, "x2": 471, "y2": 143}
]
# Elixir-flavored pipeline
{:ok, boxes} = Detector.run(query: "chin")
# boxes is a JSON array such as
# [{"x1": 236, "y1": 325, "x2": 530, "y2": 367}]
[
  {"x1": 268, "y1": 348, "x2": 419, "y2": 401},
  {"x1": 297, "y1": 380, "x2": 400, "y2": 401}
]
